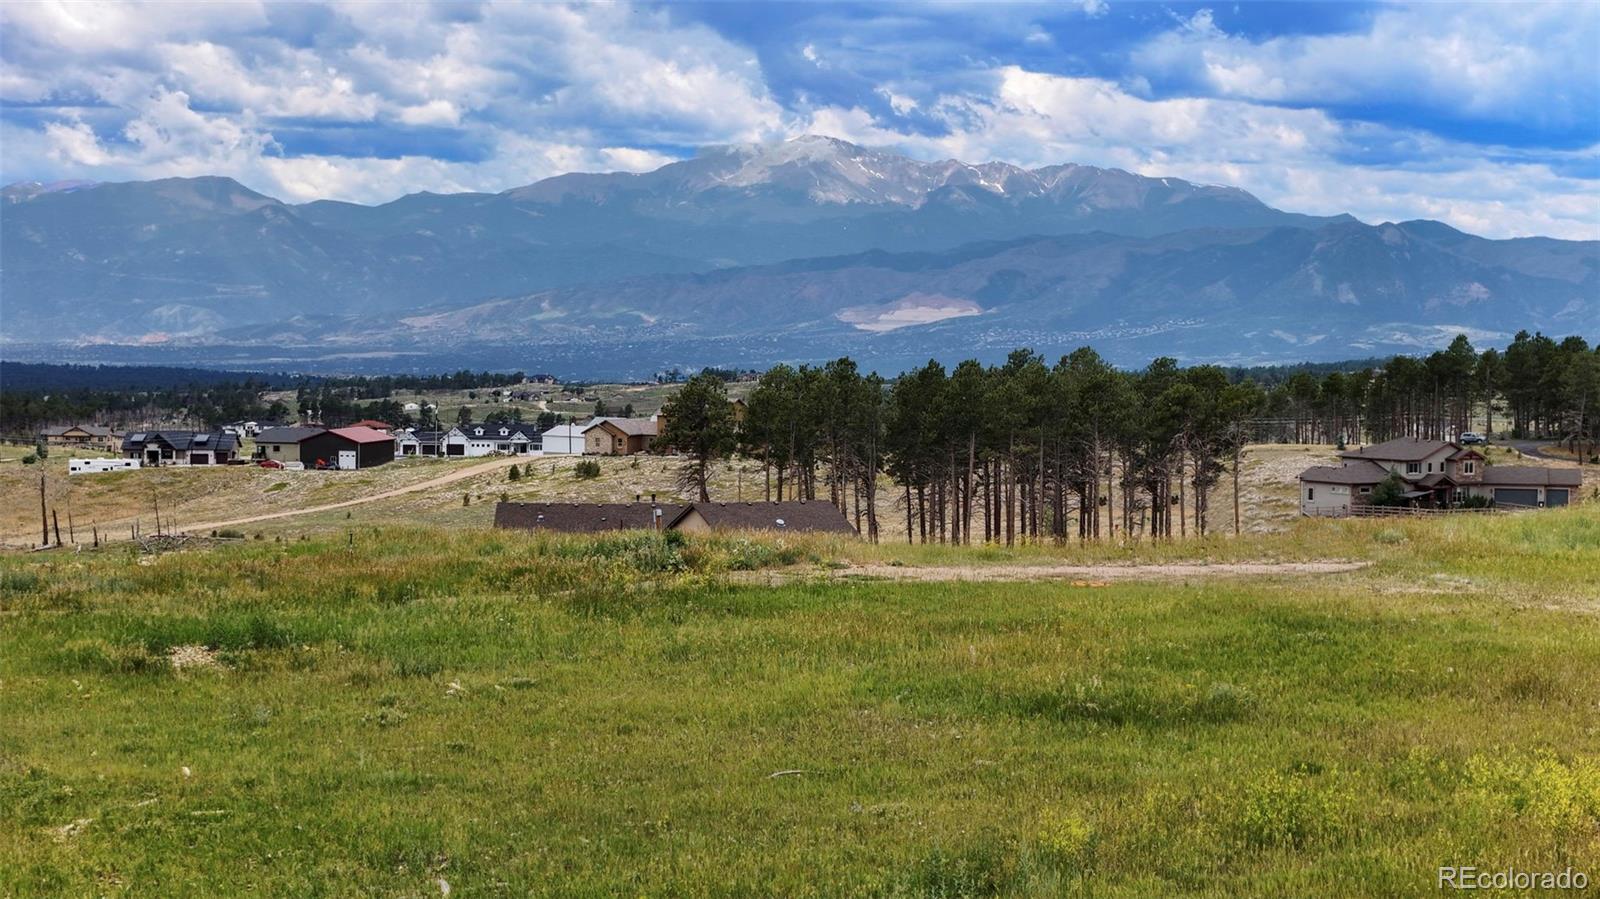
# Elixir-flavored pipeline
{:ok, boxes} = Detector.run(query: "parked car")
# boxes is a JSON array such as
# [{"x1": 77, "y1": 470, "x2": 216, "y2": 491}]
[
  {"x1": 257, "y1": 459, "x2": 285, "y2": 469},
  {"x1": 1459, "y1": 432, "x2": 1486, "y2": 445}
]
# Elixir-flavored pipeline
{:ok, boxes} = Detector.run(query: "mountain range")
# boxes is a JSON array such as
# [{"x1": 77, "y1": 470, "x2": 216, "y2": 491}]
[{"x1": 2, "y1": 135, "x2": 1595, "y2": 373}]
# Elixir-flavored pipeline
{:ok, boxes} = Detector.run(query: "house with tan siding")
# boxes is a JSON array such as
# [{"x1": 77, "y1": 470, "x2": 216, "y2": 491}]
[
  {"x1": 582, "y1": 417, "x2": 657, "y2": 455},
  {"x1": 1299, "y1": 437, "x2": 1581, "y2": 514}
]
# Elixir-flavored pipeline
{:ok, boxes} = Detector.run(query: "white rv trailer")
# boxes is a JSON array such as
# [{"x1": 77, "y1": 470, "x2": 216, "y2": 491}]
[{"x1": 69, "y1": 458, "x2": 142, "y2": 475}]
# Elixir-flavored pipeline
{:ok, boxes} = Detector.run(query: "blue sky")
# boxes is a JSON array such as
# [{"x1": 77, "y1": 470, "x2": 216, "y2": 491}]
[{"x1": 1, "y1": 0, "x2": 1596, "y2": 238}]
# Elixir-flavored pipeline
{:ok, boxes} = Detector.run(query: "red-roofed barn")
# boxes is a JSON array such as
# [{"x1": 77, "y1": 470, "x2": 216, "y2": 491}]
[{"x1": 300, "y1": 426, "x2": 396, "y2": 470}]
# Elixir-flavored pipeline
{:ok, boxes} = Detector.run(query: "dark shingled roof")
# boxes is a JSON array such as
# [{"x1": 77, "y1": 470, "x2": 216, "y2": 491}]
[
  {"x1": 494, "y1": 502, "x2": 686, "y2": 533},
  {"x1": 121, "y1": 430, "x2": 240, "y2": 453},
  {"x1": 457, "y1": 422, "x2": 542, "y2": 440},
  {"x1": 670, "y1": 501, "x2": 859, "y2": 534},
  {"x1": 256, "y1": 426, "x2": 324, "y2": 443},
  {"x1": 1338, "y1": 437, "x2": 1455, "y2": 463},
  {"x1": 1478, "y1": 466, "x2": 1582, "y2": 487},
  {"x1": 398, "y1": 429, "x2": 446, "y2": 443},
  {"x1": 1298, "y1": 461, "x2": 1390, "y2": 485}
]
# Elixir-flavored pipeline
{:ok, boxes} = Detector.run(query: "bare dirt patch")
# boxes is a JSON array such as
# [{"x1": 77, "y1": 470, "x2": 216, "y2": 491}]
[
  {"x1": 743, "y1": 559, "x2": 1370, "y2": 585},
  {"x1": 168, "y1": 644, "x2": 222, "y2": 671}
]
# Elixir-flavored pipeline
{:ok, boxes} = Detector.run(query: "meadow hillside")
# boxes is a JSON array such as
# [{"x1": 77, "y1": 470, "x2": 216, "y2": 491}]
[{"x1": 2, "y1": 507, "x2": 1598, "y2": 895}]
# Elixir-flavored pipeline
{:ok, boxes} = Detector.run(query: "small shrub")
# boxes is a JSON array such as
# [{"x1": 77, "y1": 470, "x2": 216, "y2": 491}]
[
  {"x1": 1234, "y1": 770, "x2": 1350, "y2": 850},
  {"x1": 904, "y1": 837, "x2": 1016, "y2": 897},
  {"x1": 21, "y1": 453, "x2": 37, "y2": 465},
  {"x1": 1373, "y1": 528, "x2": 1407, "y2": 545},
  {"x1": 1192, "y1": 681, "x2": 1256, "y2": 722},
  {"x1": 508, "y1": 466, "x2": 520, "y2": 481},
  {"x1": 56, "y1": 639, "x2": 167, "y2": 675},
  {"x1": 216, "y1": 528, "x2": 245, "y2": 539},
  {"x1": 574, "y1": 460, "x2": 601, "y2": 479},
  {"x1": 1030, "y1": 810, "x2": 1096, "y2": 875}
]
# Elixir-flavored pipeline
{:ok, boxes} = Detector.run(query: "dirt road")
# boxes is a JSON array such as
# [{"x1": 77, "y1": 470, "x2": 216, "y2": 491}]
[
  {"x1": 179, "y1": 455, "x2": 525, "y2": 533},
  {"x1": 741, "y1": 560, "x2": 1370, "y2": 585}
]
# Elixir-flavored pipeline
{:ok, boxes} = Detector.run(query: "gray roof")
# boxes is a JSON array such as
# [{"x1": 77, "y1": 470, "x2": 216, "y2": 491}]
[
  {"x1": 256, "y1": 426, "x2": 324, "y2": 443},
  {"x1": 1478, "y1": 466, "x2": 1583, "y2": 487},
  {"x1": 1338, "y1": 437, "x2": 1455, "y2": 463},
  {"x1": 670, "y1": 501, "x2": 858, "y2": 534},
  {"x1": 494, "y1": 502, "x2": 686, "y2": 533},
  {"x1": 1298, "y1": 461, "x2": 1390, "y2": 485},
  {"x1": 121, "y1": 430, "x2": 239, "y2": 453},
  {"x1": 398, "y1": 429, "x2": 446, "y2": 443},
  {"x1": 456, "y1": 422, "x2": 541, "y2": 440},
  {"x1": 584, "y1": 417, "x2": 658, "y2": 437}
]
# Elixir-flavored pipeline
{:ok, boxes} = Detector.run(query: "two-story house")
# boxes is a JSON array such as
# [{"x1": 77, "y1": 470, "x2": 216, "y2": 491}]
[{"x1": 1298, "y1": 437, "x2": 1581, "y2": 515}]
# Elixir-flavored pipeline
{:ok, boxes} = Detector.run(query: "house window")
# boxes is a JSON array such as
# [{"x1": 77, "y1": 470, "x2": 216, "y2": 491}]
[
  {"x1": 1359, "y1": 486, "x2": 1372, "y2": 494},
  {"x1": 1307, "y1": 487, "x2": 1315, "y2": 501},
  {"x1": 1464, "y1": 461, "x2": 1476, "y2": 474},
  {"x1": 1406, "y1": 462, "x2": 1421, "y2": 474}
]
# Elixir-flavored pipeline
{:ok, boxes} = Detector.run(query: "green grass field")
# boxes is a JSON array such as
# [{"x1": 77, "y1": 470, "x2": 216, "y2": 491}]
[{"x1": 2, "y1": 510, "x2": 1598, "y2": 896}]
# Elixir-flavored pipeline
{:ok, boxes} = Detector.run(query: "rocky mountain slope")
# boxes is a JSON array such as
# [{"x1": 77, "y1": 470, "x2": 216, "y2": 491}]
[{"x1": 2, "y1": 136, "x2": 1593, "y2": 366}]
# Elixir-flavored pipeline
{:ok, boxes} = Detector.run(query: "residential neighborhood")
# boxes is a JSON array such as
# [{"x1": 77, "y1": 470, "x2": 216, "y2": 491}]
[{"x1": 1299, "y1": 437, "x2": 1582, "y2": 515}]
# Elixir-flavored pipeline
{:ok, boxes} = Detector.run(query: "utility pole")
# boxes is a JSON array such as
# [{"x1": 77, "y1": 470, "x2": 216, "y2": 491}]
[{"x1": 40, "y1": 476, "x2": 48, "y2": 547}]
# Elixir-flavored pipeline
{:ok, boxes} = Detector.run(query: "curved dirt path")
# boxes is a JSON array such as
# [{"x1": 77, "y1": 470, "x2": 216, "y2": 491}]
[
  {"x1": 742, "y1": 560, "x2": 1370, "y2": 585},
  {"x1": 180, "y1": 455, "x2": 525, "y2": 533}
]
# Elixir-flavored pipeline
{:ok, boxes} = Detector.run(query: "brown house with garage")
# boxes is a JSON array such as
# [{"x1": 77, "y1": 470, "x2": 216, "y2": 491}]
[
  {"x1": 582, "y1": 417, "x2": 658, "y2": 455},
  {"x1": 39, "y1": 424, "x2": 123, "y2": 452},
  {"x1": 1299, "y1": 437, "x2": 1582, "y2": 515},
  {"x1": 254, "y1": 426, "x2": 325, "y2": 464}
]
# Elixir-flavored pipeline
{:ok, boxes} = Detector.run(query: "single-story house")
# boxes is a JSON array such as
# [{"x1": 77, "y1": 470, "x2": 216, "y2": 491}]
[
  {"x1": 493, "y1": 500, "x2": 858, "y2": 536},
  {"x1": 494, "y1": 501, "x2": 687, "y2": 533},
  {"x1": 299, "y1": 426, "x2": 396, "y2": 470},
  {"x1": 540, "y1": 424, "x2": 585, "y2": 455},
  {"x1": 254, "y1": 426, "x2": 325, "y2": 464},
  {"x1": 582, "y1": 417, "x2": 657, "y2": 455},
  {"x1": 1299, "y1": 437, "x2": 1582, "y2": 514},
  {"x1": 39, "y1": 425, "x2": 122, "y2": 452},
  {"x1": 122, "y1": 431, "x2": 240, "y2": 466},
  {"x1": 394, "y1": 429, "x2": 446, "y2": 456},
  {"x1": 442, "y1": 422, "x2": 542, "y2": 457},
  {"x1": 668, "y1": 501, "x2": 857, "y2": 535}
]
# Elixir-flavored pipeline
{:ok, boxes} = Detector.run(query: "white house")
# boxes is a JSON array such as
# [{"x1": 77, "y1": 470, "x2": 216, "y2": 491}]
[
  {"x1": 540, "y1": 423, "x2": 585, "y2": 455},
  {"x1": 442, "y1": 422, "x2": 542, "y2": 457}
]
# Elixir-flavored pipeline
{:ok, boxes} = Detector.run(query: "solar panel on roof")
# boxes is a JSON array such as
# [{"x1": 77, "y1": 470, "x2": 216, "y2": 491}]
[
  {"x1": 193, "y1": 434, "x2": 209, "y2": 444},
  {"x1": 130, "y1": 432, "x2": 146, "y2": 441}
]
